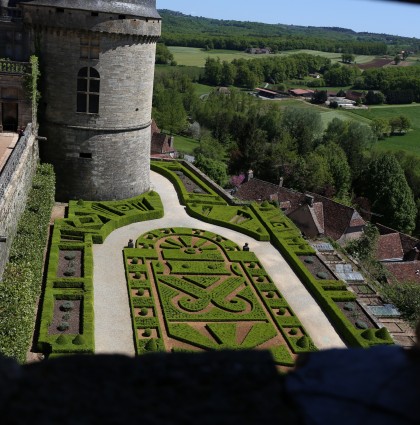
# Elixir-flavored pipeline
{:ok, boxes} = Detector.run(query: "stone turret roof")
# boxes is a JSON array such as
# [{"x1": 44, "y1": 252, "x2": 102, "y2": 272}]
[{"x1": 19, "y1": 0, "x2": 161, "y2": 18}]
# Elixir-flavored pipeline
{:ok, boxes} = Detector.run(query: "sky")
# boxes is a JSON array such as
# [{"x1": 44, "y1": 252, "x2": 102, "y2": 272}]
[{"x1": 156, "y1": 0, "x2": 420, "y2": 39}]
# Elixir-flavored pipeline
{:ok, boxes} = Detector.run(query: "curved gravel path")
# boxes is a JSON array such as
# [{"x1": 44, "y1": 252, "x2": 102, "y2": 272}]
[{"x1": 93, "y1": 171, "x2": 346, "y2": 355}]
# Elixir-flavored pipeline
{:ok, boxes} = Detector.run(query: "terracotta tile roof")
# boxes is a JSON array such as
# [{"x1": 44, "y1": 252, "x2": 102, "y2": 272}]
[
  {"x1": 376, "y1": 224, "x2": 420, "y2": 255},
  {"x1": 384, "y1": 261, "x2": 420, "y2": 284},
  {"x1": 150, "y1": 120, "x2": 176, "y2": 156},
  {"x1": 376, "y1": 233, "x2": 404, "y2": 261},
  {"x1": 235, "y1": 178, "x2": 366, "y2": 241}
]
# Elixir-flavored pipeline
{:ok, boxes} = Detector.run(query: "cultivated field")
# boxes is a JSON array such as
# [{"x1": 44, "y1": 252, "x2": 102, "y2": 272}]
[{"x1": 168, "y1": 46, "x2": 377, "y2": 68}]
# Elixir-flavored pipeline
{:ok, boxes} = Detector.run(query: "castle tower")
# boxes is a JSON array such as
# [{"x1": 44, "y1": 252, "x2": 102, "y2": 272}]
[{"x1": 21, "y1": 0, "x2": 161, "y2": 201}]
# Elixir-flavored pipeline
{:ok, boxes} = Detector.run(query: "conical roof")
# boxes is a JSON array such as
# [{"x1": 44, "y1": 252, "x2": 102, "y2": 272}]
[{"x1": 19, "y1": 0, "x2": 160, "y2": 18}]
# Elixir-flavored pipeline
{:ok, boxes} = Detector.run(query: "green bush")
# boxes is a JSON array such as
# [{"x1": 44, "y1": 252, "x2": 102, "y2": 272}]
[{"x1": 0, "y1": 164, "x2": 55, "y2": 363}]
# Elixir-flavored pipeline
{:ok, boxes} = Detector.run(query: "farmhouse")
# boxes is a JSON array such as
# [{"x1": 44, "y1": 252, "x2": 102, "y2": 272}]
[{"x1": 288, "y1": 88, "x2": 314, "y2": 98}]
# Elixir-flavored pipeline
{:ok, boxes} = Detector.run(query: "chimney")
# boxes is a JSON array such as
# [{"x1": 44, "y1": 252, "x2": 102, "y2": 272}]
[{"x1": 305, "y1": 194, "x2": 314, "y2": 207}]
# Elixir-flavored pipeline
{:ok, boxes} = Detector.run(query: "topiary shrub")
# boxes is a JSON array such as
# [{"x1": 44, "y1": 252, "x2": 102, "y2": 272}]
[
  {"x1": 316, "y1": 271, "x2": 328, "y2": 280},
  {"x1": 257, "y1": 276, "x2": 265, "y2": 283},
  {"x1": 277, "y1": 307, "x2": 286, "y2": 316},
  {"x1": 297, "y1": 336, "x2": 309, "y2": 349},
  {"x1": 57, "y1": 322, "x2": 70, "y2": 331},
  {"x1": 143, "y1": 328, "x2": 152, "y2": 337},
  {"x1": 77, "y1": 199, "x2": 85, "y2": 207},
  {"x1": 289, "y1": 328, "x2": 298, "y2": 335},
  {"x1": 361, "y1": 328, "x2": 375, "y2": 340},
  {"x1": 72, "y1": 334, "x2": 86, "y2": 345},
  {"x1": 147, "y1": 234, "x2": 154, "y2": 239},
  {"x1": 304, "y1": 257, "x2": 314, "y2": 264},
  {"x1": 376, "y1": 327, "x2": 391, "y2": 340},
  {"x1": 249, "y1": 262, "x2": 256, "y2": 268},
  {"x1": 56, "y1": 334, "x2": 68, "y2": 345},
  {"x1": 139, "y1": 308, "x2": 148, "y2": 316},
  {"x1": 132, "y1": 257, "x2": 138, "y2": 264},
  {"x1": 182, "y1": 264, "x2": 190, "y2": 269},
  {"x1": 267, "y1": 291, "x2": 275, "y2": 299},
  {"x1": 134, "y1": 272, "x2": 142, "y2": 279},
  {"x1": 60, "y1": 301, "x2": 74, "y2": 312},
  {"x1": 62, "y1": 313, "x2": 70, "y2": 321},
  {"x1": 137, "y1": 288, "x2": 145, "y2": 296}
]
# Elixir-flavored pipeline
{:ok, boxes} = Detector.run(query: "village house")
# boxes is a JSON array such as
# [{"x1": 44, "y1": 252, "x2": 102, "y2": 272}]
[
  {"x1": 375, "y1": 224, "x2": 420, "y2": 284},
  {"x1": 150, "y1": 120, "x2": 177, "y2": 159},
  {"x1": 235, "y1": 176, "x2": 366, "y2": 244}
]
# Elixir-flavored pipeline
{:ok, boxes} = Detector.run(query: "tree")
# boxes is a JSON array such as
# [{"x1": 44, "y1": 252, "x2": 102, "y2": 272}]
[
  {"x1": 364, "y1": 154, "x2": 417, "y2": 234},
  {"x1": 311, "y1": 90, "x2": 328, "y2": 104},
  {"x1": 341, "y1": 53, "x2": 355, "y2": 64},
  {"x1": 194, "y1": 154, "x2": 229, "y2": 187},
  {"x1": 394, "y1": 55, "x2": 402, "y2": 65},
  {"x1": 364, "y1": 90, "x2": 385, "y2": 105},
  {"x1": 204, "y1": 57, "x2": 222, "y2": 85},
  {"x1": 155, "y1": 43, "x2": 174, "y2": 65},
  {"x1": 389, "y1": 115, "x2": 411, "y2": 134},
  {"x1": 370, "y1": 118, "x2": 390, "y2": 139},
  {"x1": 153, "y1": 89, "x2": 187, "y2": 135},
  {"x1": 281, "y1": 107, "x2": 323, "y2": 155}
]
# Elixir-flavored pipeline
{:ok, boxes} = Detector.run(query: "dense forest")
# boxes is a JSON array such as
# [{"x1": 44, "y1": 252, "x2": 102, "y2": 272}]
[{"x1": 158, "y1": 9, "x2": 420, "y2": 55}]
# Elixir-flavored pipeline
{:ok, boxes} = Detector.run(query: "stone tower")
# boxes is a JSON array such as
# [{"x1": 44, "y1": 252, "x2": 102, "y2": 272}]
[{"x1": 21, "y1": 0, "x2": 161, "y2": 201}]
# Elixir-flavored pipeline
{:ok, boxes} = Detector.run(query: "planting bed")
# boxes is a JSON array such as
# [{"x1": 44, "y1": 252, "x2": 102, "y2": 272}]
[
  {"x1": 125, "y1": 228, "x2": 316, "y2": 368},
  {"x1": 48, "y1": 299, "x2": 82, "y2": 335},
  {"x1": 57, "y1": 250, "x2": 83, "y2": 278},
  {"x1": 298, "y1": 255, "x2": 336, "y2": 280}
]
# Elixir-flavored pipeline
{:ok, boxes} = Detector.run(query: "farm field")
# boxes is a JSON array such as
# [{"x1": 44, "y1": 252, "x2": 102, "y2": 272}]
[
  {"x1": 348, "y1": 104, "x2": 420, "y2": 157},
  {"x1": 168, "y1": 46, "x2": 377, "y2": 68}
]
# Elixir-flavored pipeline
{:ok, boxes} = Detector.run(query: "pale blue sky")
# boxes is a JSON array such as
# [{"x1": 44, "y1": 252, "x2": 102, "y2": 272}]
[{"x1": 156, "y1": 0, "x2": 420, "y2": 39}]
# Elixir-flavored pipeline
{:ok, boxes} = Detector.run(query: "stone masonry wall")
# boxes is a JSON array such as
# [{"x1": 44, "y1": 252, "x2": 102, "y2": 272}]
[{"x1": 0, "y1": 133, "x2": 38, "y2": 279}]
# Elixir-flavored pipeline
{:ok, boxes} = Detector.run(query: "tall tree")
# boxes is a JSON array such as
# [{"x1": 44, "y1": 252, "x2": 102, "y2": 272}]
[
  {"x1": 281, "y1": 107, "x2": 322, "y2": 155},
  {"x1": 365, "y1": 154, "x2": 417, "y2": 234},
  {"x1": 154, "y1": 89, "x2": 187, "y2": 135}
]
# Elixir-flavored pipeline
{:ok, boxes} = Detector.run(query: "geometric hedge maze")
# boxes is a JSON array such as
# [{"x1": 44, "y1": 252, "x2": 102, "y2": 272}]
[{"x1": 124, "y1": 228, "x2": 316, "y2": 368}]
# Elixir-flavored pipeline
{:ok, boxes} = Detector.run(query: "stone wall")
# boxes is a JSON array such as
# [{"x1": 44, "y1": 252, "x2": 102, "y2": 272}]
[{"x1": 0, "y1": 128, "x2": 38, "y2": 279}]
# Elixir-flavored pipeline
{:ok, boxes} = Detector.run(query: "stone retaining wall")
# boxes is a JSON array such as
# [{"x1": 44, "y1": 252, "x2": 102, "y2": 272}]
[{"x1": 0, "y1": 127, "x2": 39, "y2": 279}]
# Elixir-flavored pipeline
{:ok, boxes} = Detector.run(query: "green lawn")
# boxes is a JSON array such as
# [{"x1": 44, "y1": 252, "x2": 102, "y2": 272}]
[
  {"x1": 174, "y1": 135, "x2": 200, "y2": 155},
  {"x1": 168, "y1": 46, "x2": 376, "y2": 68},
  {"x1": 347, "y1": 104, "x2": 420, "y2": 157}
]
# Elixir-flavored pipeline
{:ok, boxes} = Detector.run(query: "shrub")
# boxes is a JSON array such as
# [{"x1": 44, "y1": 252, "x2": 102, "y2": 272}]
[
  {"x1": 316, "y1": 272, "x2": 328, "y2": 280},
  {"x1": 249, "y1": 262, "x2": 256, "y2": 268},
  {"x1": 277, "y1": 308, "x2": 286, "y2": 316},
  {"x1": 145, "y1": 339, "x2": 158, "y2": 351},
  {"x1": 64, "y1": 268, "x2": 76, "y2": 277},
  {"x1": 137, "y1": 288, "x2": 145, "y2": 296},
  {"x1": 134, "y1": 272, "x2": 142, "y2": 279},
  {"x1": 297, "y1": 336, "x2": 310, "y2": 349},
  {"x1": 289, "y1": 328, "x2": 298, "y2": 335},
  {"x1": 62, "y1": 313, "x2": 70, "y2": 321},
  {"x1": 57, "y1": 322, "x2": 70, "y2": 331},
  {"x1": 132, "y1": 257, "x2": 139, "y2": 264},
  {"x1": 64, "y1": 252, "x2": 76, "y2": 261},
  {"x1": 143, "y1": 328, "x2": 152, "y2": 337},
  {"x1": 140, "y1": 308, "x2": 148, "y2": 316},
  {"x1": 60, "y1": 301, "x2": 74, "y2": 312},
  {"x1": 355, "y1": 320, "x2": 369, "y2": 330},
  {"x1": 72, "y1": 335, "x2": 86, "y2": 345},
  {"x1": 267, "y1": 291, "x2": 275, "y2": 299},
  {"x1": 361, "y1": 328, "x2": 375, "y2": 340},
  {"x1": 56, "y1": 334, "x2": 68, "y2": 345}
]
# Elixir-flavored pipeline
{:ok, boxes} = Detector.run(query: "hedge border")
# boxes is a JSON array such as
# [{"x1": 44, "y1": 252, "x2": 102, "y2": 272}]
[{"x1": 37, "y1": 191, "x2": 164, "y2": 356}]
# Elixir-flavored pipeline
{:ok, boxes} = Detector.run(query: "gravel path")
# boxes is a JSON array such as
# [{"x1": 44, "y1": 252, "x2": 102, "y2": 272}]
[{"x1": 93, "y1": 171, "x2": 346, "y2": 355}]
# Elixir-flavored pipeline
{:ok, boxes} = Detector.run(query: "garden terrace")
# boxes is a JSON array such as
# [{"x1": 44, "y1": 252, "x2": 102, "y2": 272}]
[
  {"x1": 124, "y1": 228, "x2": 316, "y2": 369},
  {"x1": 37, "y1": 192, "x2": 164, "y2": 356}
]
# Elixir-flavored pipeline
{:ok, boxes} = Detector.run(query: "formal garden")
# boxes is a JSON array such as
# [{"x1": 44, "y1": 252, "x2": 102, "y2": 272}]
[
  {"x1": 124, "y1": 227, "x2": 314, "y2": 368},
  {"x1": 14, "y1": 160, "x2": 393, "y2": 363}
]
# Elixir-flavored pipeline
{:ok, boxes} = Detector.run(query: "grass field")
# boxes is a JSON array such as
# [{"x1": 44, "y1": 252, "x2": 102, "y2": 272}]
[
  {"x1": 174, "y1": 134, "x2": 200, "y2": 154},
  {"x1": 168, "y1": 46, "x2": 377, "y2": 68},
  {"x1": 348, "y1": 104, "x2": 420, "y2": 157}
]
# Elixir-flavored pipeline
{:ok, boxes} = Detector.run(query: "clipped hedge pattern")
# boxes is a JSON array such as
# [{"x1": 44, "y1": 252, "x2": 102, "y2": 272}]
[
  {"x1": 37, "y1": 191, "x2": 164, "y2": 356},
  {"x1": 251, "y1": 203, "x2": 393, "y2": 348},
  {"x1": 124, "y1": 228, "x2": 317, "y2": 365},
  {"x1": 0, "y1": 164, "x2": 55, "y2": 363}
]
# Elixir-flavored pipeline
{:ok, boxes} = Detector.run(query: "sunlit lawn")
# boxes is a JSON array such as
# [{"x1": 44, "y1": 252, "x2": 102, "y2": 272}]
[{"x1": 174, "y1": 135, "x2": 200, "y2": 155}]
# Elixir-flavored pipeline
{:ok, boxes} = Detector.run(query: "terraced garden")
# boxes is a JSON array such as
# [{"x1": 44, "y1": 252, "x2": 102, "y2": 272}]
[{"x1": 124, "y1": 228, "x2": 315, "y2": 368}]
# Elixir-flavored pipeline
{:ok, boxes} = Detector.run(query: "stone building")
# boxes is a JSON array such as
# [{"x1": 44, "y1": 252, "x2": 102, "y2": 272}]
[{"x1": 1, "y1": 0, "x2": 161, "y2": 201}]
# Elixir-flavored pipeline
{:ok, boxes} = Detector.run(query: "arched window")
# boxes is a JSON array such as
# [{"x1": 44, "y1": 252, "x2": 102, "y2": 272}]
[{"x1": 77, "y1": 67, "x2": 100, "y2": 113}]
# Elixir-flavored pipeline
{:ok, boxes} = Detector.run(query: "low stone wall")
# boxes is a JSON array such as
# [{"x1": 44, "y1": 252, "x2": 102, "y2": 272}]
[{"x1": 0, "y1": 126, "x2": 39, "y2": 279}]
